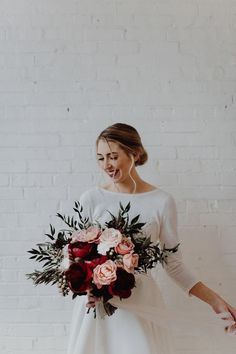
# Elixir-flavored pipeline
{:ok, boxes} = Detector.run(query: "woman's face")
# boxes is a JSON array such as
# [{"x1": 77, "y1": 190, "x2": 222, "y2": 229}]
[{"x1": 96, "y1": 139, "x2": 135, "y2": 183}]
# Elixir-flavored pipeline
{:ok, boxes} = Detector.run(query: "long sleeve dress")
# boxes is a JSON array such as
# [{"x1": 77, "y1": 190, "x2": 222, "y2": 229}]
[{"x1": 66, "y1": 186, "x2": 201, "y2": 354}]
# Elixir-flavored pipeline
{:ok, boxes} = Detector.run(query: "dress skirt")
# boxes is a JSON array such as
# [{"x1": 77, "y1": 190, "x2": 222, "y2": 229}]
[{"x1": 66, "y1": 273, "x2": 175, "y2": 354}]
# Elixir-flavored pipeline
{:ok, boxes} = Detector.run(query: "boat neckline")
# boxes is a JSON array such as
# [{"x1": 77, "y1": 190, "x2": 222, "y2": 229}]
[{"x1": 96, "y1": 186, "x2": 161, "y2": 196}]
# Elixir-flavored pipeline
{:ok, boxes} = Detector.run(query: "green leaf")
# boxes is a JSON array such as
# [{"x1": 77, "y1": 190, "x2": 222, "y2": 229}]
[
  {"x1": 119, "y1": 202, "x2": 124, "y2": 211},
  {"x1": 132, "y1": 222, "x2": 145, "y2": 229},
  {"x1": 28, "y1": 249, "x2": 40, "y2": 255},
  {"x1": 50, "y1": 224, "x2": 55, "y2": 236},
  {"x1": 130, "y1": 215, "x2": 140, "y2": 225},
  {"x1": 124, "y1": 202, "x2": 131, "y2": 213},
  {"x1": 45, "y1": 233, "x2": 54, "y2": 240}
]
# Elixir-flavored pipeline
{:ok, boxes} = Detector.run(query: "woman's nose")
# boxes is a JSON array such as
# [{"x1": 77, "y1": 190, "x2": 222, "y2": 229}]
[{"x1": 103, "y1": 159, "x2": 112, "y2": 170}]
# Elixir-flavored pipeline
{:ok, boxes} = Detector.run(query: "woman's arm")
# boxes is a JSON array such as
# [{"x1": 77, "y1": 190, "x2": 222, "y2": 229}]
[
  {"x1": 189, "y1": 281, "x2": 226, "y2": 308},
  {"x1": 159, "y1": 194, "x2": 236, "y2": 335},
  {"x1": 189, "y1": 281, "x2": 236, "y2": 334}
]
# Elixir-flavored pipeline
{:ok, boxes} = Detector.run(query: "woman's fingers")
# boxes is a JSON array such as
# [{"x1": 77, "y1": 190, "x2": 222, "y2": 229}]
[
  {"x1": 216, "y1": 312, "x2": 236, "y2": 335},
  {"x1": 225, "y1": 324, "x2": 236, "y2": 336},
  {"x1": 86, "y1": 300, "x2": 96, "y2": 308},
  {"x1": 86, "y1": 293, "x2": 101, "y2": 308}
]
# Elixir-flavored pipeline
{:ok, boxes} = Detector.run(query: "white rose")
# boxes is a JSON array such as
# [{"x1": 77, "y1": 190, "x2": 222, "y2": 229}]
[{"x1": 97, "y1": 228, "x2": 123, "y2": 255}]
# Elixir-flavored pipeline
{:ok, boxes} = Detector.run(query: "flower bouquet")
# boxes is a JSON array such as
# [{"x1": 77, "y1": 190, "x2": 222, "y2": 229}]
[{"x1": 26, "y1": 201, "x2": 179, "y2": 317}]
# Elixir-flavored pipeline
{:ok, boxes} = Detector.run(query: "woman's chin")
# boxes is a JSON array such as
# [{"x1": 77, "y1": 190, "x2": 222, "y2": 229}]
[{"x1": 110, "y1": 170, "x2": 121, "y2": 181}]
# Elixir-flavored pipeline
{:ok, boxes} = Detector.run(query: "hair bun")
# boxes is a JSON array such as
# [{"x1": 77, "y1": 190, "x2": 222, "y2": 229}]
[{"x1": 136, "y1": 149, "x2": 148, "y2": 166}]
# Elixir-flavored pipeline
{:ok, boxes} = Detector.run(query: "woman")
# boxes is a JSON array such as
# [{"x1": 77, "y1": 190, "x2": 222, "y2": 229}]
[{"x1": 66, "y1": 123, "x2": 236, "y2": 354}]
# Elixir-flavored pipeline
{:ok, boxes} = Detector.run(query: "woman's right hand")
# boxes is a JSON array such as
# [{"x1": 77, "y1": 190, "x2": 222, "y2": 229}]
[{"x1": 211, "y1": 299, "x2": 236, "y2": 335}]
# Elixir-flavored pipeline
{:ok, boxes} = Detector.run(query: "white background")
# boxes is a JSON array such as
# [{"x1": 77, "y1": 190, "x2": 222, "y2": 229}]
[{"x1": 0, "y1": 0, "x2": 236, "y2": 353}]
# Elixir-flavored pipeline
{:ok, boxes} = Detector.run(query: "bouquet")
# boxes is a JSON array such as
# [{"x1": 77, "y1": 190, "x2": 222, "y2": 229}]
[{"x1": 26, "y1": 201, "x2": 179, "y2": 317}]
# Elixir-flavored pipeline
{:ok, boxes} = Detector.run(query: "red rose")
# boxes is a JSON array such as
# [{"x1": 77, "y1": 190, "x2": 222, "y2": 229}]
[
  {"x1": 68, "y1": 241, "x2": 98, "y2": 260},
  {"x1": 65, "y1": 261, "x2": 92, "y2": 293},
  {"x1": 108, "y1": 267, "x2": 135, "y2": 299},
  {"x1": 88, "y1": 255, "x2": 108, "y2": 270}
]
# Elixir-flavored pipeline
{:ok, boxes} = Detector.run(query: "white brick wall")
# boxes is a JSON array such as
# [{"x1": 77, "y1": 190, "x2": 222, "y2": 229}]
[{"x1": 0, "y1": 0, "x2": 235, "y2": 353}]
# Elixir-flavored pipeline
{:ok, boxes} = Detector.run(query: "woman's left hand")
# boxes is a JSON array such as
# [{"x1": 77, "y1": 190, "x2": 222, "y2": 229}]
[{"x1": 211, "y1": 299, "x2": 236, "y2": 335}]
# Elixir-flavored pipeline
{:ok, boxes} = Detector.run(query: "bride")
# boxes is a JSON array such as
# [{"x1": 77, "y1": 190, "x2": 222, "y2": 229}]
[{"x1": 66, "y1": 122, "x2": 236, "y2": 354}]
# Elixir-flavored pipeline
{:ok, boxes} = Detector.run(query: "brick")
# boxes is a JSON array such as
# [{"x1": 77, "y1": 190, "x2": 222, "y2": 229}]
[
  {"x1": 178, "y1": 172, "x2": 220, "y2": 186},
  {"x1": 177, "y1": 147, "x2": 218, "y2": 159},
  {"x1": 0, "y1": 148, "x2": 47, "y2": 160},
  {"x1": 146, "y1": 146, "x2": 177, "y2": 159},
  {"x1": 220, "y1": 171, "x2": 236, "y2": 185},
  {"x1": 0, "y1": 323, "x2": 53, "y2": 336},
  {"x1": 0, "y1": 187, "x2": 23, "y2": 199},
  {"x1": 0, "y1": 175, "x2": 9, "y2": 185},
  {"x1": 53, "y1": 173, "x2": 93, "y2": 186},
  {"x1": 23, "y1": 187, "x2": 67, "y2": 200},
  {"x1": 0, "y1": 336, "x2": 33, "y2": 350},
  {"x1": 159, "y1": 119, "x2": 205, "y2": 133},
  {"x1": 43, "y1": 27, "x2": 84, "y2": 41},
  {"x1": 32, "y1": 336, "x2": 67, "y2": 350},
  {"x1": 0, "y1": 134, "x2": 59, "y2": 147},
  {"x1": 27, "y1": 161, "x2": 71, "y2": 173},
  {"x1": 85, "y1": 28, "x2": 125, "y2": 41},
  {"x1": 0, "y1": 270, "x2": 19, "y2": 282},
  {"x1": 0, "y1": 200, "x2": 14, "y2": 212},
  {"x1": 0, "y1": 227, "x2": 41, "y2": 241},
  {"x1": 17, "y1": 212, "x2": 54, "y2": 227},
  {"x1": 158, "y1": 159, "x2": 201, "y2": 173},
  {"x1": 116, "y1": 0, "x2": 158, "y2": 15},
  {"x1": 0, "y1": 296, "x2": 18, "y2": 309},
  {"x1": 12, "y1": 174, "x2": 53, "y2": 187},
  {"x1": 0, "y1": 161, "x2": 27, "y2": 173},
  {"x1": 0, "y1": 213, "x2": 18, "y2": 227}
]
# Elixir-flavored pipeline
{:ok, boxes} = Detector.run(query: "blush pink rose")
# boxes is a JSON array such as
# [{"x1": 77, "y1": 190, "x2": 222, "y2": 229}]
[
  {"x1": 123, "y1": 252, "x2": 139, "y2": 273},
  {"x1": 115, "y1": 237, "x2": 134, "y2": 255},
  {"x1": 97, "y1": 228, "x2": 122, "y2": 255},
  {"x1": 71, "y1": 226, "x2": 101, "y2": 243},
  {"x1": 93, "y1": 260, "x2": 117, "y2": 289}
]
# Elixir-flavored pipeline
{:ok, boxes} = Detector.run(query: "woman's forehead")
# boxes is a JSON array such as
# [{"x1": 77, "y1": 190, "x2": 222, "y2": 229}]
[{"x1": 96, "y1": 139, "x2": 121, "y2": 154}]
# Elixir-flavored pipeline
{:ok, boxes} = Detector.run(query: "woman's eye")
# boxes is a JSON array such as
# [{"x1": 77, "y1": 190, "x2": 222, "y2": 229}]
[{"x1": 97, "y1": 156, "x2": 118, "y2": 161}]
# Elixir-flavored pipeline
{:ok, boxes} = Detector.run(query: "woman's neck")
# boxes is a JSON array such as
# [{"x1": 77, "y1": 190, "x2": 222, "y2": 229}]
[{"x1": 103, "y1": 179, "x2": 156, "y2": 194}]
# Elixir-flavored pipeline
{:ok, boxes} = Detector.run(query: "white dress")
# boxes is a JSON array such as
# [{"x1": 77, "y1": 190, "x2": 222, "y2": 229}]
[{"x1": 66, "y1": 186, "x2": 202, "y2": 354}]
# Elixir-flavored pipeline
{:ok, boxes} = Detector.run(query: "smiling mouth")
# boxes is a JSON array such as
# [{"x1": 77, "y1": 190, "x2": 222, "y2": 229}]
[{"x1": 107, "y1": 170, "x2": 119, "y2": 178}]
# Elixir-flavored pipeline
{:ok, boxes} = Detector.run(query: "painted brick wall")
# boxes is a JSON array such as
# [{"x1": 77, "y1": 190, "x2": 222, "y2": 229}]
[{"x1": 0, "y1": 0, "x2": 235, "y2": 353}]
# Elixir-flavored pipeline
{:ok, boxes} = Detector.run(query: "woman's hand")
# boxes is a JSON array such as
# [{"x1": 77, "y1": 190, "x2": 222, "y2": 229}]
[
  {"x1": 211, "y1": 299, "x2": 236, "y2": 335},
  {"x1": 86, "y1": 290, "x2": 101, "y2": 309}
]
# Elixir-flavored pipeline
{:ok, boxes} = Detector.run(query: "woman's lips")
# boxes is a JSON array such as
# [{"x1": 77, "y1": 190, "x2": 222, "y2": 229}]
[{"x1": 107, "y1": 170, "x2": 119, "y2": 178}]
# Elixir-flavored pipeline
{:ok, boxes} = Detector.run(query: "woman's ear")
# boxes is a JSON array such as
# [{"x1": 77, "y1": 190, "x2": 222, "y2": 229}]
[{"x1": 134, "y1": 152, "x2": 139, "y2": 162}]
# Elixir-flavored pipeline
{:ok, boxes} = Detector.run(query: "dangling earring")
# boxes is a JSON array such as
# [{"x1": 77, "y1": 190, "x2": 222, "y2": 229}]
[{"x1": 128, "y1": 154, "x2": 137, "y2": 194}]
